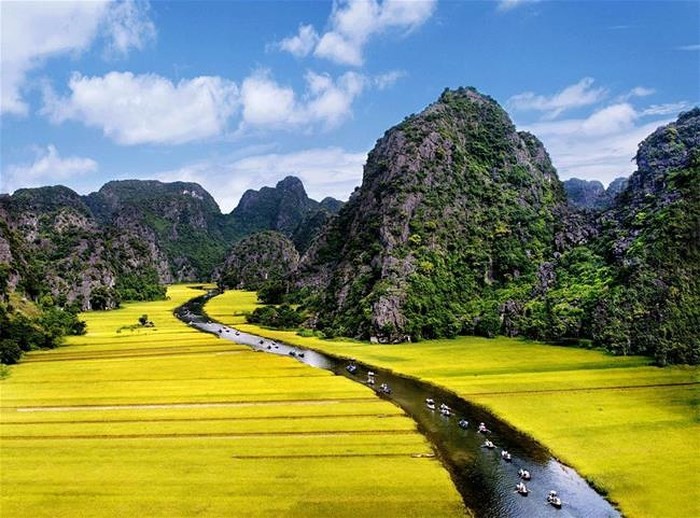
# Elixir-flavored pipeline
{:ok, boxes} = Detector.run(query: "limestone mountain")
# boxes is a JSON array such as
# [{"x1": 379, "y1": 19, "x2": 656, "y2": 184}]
[
  {"x1": 86, "y1": 180, "x2": 227, "y2": 281},
  {"x1": 563, "y1": 177, "x2": 629, "y2": 210},
  {"x1": 590, "y1": 108, "x2": 700, "y2": 364},
  {"x1": 0, "y1": 176, "x2": 340, "y2": 310},
  {"x1": 229, "y1": 176, "x2": 343, "y2": 252},
  {"x1": 218, "y1": 231, "x2": 299, "y2": 290},
  {"x1": 293, "y1": 90, "x2": 698, "y2": 365},
  {"x1": 296, "y1": 87, "x2": 567, "y2": 341},
  {"x1": 0, "y1": 185, "x2": 163, "y2": 310}
]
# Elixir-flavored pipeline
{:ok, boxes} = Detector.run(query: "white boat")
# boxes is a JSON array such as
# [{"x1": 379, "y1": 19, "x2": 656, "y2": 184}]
[{"x1": 547, "y1": 490, "x2": 562, "y2": 508}]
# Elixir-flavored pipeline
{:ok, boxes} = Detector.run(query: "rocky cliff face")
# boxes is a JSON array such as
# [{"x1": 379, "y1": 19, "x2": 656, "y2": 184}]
[
  {"x1": 87, "y1": 180, "x2": 226, "y2": 281},
  {"x1": 563, "y1": 177, "x2": 629, "y2": 210},
  {"x1": 0, "y1": 187, "x2": 121, "y2": 309},
  {"x1": 218, "y1": 231, "x2": 299, "y2": 290},
  {"x1": 590, "y1": 108, "x2": 700, "y2": 364},
  {"x1": 297, "y1": 87, "x2": 566, "y2": 341},
  {"x1": 230, "y1": 176, "x2": 343, "y2": 252},
  {"x1": 0, "y1": 177, "x2": 342, "y2": 309}
]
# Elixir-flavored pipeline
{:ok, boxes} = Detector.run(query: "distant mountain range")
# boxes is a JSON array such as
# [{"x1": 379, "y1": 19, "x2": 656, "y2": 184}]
[
  {"x1": 1, "y1": 88, "x2": 697, "y2": 365},
  {"x1": 0, "y1": 176, "x2": 341, "y2": 309}
]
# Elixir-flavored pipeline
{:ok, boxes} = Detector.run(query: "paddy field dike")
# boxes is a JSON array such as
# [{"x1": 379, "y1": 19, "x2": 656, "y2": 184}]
[
  {"x1": 207, "y1": 290, "x2": 700, "y2": 518},
  {"x1": 0, "y1": 285, "x2": 463, "y2": 517}
]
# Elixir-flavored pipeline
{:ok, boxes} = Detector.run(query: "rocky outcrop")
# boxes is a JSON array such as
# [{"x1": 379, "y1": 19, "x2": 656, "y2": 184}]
[
  {"x1": 296, "y1": 87, "x2": 567, "y2": 341},
  {"x1": 563, "y1": 177, "x2": 629, "y2": 210},
  {"x1": 218, "y1": 231, "x2": 299, "y2": 290},
  {"x1": 229, "y1": 176, "x2": 343, "y2": 251}
]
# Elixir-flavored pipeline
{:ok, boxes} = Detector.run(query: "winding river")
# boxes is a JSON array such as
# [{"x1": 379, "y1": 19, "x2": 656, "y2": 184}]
[{"x1": 176, "y1": 292, "x2": 620, "y2": 518}]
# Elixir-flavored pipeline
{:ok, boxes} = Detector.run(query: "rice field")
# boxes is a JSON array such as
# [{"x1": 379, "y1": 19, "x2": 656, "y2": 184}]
[
  {"x1": 0, "y1": 285, "x2": 464, "y2": 517},
  {"x1": 207, "y1": 290, "x2": 700, "y2": 518}
]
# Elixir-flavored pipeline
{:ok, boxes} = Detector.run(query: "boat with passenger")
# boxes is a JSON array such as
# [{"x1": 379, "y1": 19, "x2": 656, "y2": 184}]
[{"x1": 547, "y1": 490, "x2": 562, "y2": 508}]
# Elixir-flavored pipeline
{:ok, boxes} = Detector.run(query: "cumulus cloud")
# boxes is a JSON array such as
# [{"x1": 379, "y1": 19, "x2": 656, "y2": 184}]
[
  {"x1": 0, "y1": 0, "x2": 154, "y2": 116},
  {"x1": 521, "y1": 103, "x2": 682, "y2": 185},
  {"x1": 2, "y1": 145, "x2": 98, "y2": 193},
  {"x1": 277, "y1": 0, "x2": 437, "y2": 66},
  {"x1": 507, "y1": 77, "x2": 608, "y2": 119},
  {"x1": 277, "y1": 24, "x2": 319, "y2": 57},
  {"x1": 42, "y1": 72, "x2": 239, "y2": 145},
  {"x1": 154, "y1": 147, "x2": 368, "y2": 212},
  {"x1": 239, "y1": 70, "x2": 366, "y2": 131}
]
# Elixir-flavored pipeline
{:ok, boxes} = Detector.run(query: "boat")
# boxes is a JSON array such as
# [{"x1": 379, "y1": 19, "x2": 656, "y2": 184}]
[
  {"x1": 547, "y1": 490, "x2": 562, "y2": 508},
  {"x1": 518, "y1": 469, "x2": 531, "y2": 480},
  {"x1": 439, "y1": 403, "x2": 452, "y2": 417},
  {"x1": 483, "y1": 440, "x2": 495, "y2": 449},
  {"x1": 458, "y1": 419, "x2": 469, "y2": 429},
  {"x1": 501, "y1": 450, "x2": 512, "y2": 462},
  {"x1": 515, "y1": 482, "x2": 529, "y2": 496},
  {"x1": 379, "y1": 383, "x2": 392, "y2": 394},
  {"x1": 425, "y1": 398, "x2": 436, "y2": 410},
  {"x1": 346, "y1": 363, "x2": 358, "y2": 374},
  {"x1": 477, "y1": 422, "x2": 490, "y2": 433}
]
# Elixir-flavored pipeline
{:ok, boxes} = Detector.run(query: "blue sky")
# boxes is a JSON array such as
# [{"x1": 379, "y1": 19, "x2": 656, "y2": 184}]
[{"x1": 1, "y1": 0, "x2": 698, "y2": 212}]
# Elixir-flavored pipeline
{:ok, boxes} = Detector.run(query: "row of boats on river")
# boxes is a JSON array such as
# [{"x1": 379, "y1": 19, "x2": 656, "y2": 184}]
[{"x1": 347, "y1": 361, "x2": 564, "y2": 510}]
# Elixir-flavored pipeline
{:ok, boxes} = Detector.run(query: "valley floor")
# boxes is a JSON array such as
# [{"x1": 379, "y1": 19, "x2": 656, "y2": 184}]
[
  {"x1": 206, "y1": 290, "x2": 700, "y2": 518},
  {"x1": 0, "y1": 285, "x2": 463, "y2": 517}
]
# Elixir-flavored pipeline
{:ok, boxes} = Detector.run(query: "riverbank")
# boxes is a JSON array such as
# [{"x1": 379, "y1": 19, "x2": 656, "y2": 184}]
[
  {"x1": 206, "y1": 290, "x2": 700, "y2": 518},
  {"x1": 1, "y1": 285, "x2": 463, "y2": 517}
]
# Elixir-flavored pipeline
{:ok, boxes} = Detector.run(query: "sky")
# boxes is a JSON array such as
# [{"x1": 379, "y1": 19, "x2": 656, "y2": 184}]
[{"x1": 1, "y1": 0, "x2": 698, "y2": 212}]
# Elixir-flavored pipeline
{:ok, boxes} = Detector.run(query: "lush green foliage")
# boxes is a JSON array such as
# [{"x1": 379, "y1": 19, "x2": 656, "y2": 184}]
[
  {"x1": 246, "y1": 303, "x2": 304, "y2": 329},
  {"x1": 218, "y1": 231, "x2": 299, "y2": 290},
  {"x1": 0, "y1": 300, "x2": 85, "y2": 364},
  {"x1": 295, "y1": 92, "x2": 698, "y2": 364}
]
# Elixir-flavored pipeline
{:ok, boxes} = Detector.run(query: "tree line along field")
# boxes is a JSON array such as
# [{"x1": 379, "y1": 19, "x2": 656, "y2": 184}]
[
  {"x1": 206, "y1": 290, "x2": 700, "y2": 518},
  {"x1": 0, "y1": 285, "x2": 464, "y2": 517}
]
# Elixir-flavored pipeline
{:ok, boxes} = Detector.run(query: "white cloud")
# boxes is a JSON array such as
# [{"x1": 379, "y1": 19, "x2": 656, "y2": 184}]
[
  {"x1": 676, "y1": 44, "x2": 700, "y2": 51},
  {"x1": 154, "y1": 147, "x2": 368, "y2": 212},
  {"x1": 374, "y1": 70, "x2": 407, "y2": 90},
  {"x1": 641, "y1": 102, "x2": 692, "y2": 116},
  {"x1": 507, "y1": 77, "x2": 608, "y2": 119},
  {"x1": 2, "y1": 145, "x2": 98, "y2": 193},
  {"x1": 239, "y1": 70, "x2": 366, "y2": 131},
  {"x1": 103, "y1": 0, "x2": 156, "y2": 57},
  {"x1": 277, "y1": 24, "x2": 319, "y2": 57},
  {"x1": 240, "y1": 72, "x2": 297, "y2": 128},
  {"x1": 498, "y1": 0, "x2": 540, "y2": 12},
  {"x1": 521, "y1": 103, "x2": 682, "y2": 185},
  {"x1": 0, "y1": 0, "x2": 154, "y2": 116},
  {"x1": 277, "y1": 0, "x2": 437, "y2": 67},
  {"x1": 43, "y1": 72, "x2": 239, "y2": 145},
  {"x1": 616, "y1": 86, "x2": 655, "y2": 102}
]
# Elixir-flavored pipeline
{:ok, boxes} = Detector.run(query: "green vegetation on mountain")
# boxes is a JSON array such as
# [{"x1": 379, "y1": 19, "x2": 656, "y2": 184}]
[
  {"x1": 294, "y1": 90, "x2": 699, "y2": 364},
  {"x1": 296, "y1": 87, "x2": 567, "y2": 341},
  {"x1": 1, "y1": 178, "x2": 342, "y2": 311},
  {"x1": 218, "y1": 231, "x2": 299, "y2": 291}
]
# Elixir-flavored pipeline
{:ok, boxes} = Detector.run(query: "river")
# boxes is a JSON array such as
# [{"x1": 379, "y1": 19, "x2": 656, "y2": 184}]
[{"x1": 176, "y1": 292, "x2": 620, "y2": 518}]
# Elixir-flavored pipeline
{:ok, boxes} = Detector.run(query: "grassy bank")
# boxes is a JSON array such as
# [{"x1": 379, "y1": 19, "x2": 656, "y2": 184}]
[
  {"x1": 1, "y1": 285, "x2": 463, "y2": 517},
  {"x1": 206, "y1": 290, "x2": 700, "y2": 518}
]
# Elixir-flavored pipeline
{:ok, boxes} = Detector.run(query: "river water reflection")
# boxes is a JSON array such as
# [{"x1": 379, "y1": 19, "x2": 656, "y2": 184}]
[{"x1": 176, "y1": 293, "x2": 620, "y2": 518}]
